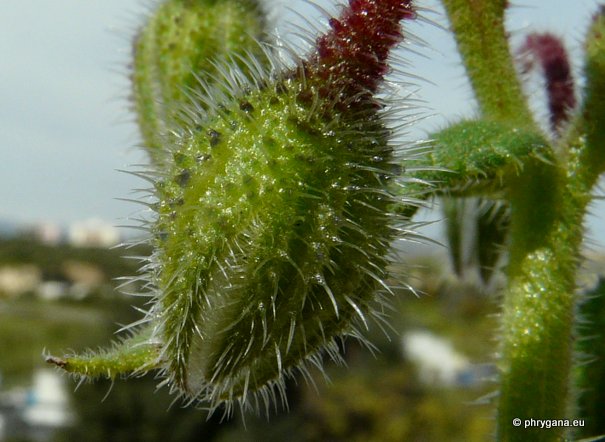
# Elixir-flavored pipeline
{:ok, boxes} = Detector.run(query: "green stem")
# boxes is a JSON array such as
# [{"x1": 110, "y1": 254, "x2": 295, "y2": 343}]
[
  {"x1": 46, "y1": 328, "x2": 161, "y2": 379},
  {"x1": 497, "y1": 10, "x2": 605, "y2": 438},
  {"x1": 441, "y1": 0, "x2": 533, "y2": 125},
  {"x1": 571, "y1": 10, "x2": 605, "y2": 436},
  {"x1": 497, "y1": 156, "x2": 588, "y2": 441},
  {"x1": 439, "y1": 3, "x2": 583, "y2": 438},
  {"x1": 495, "y1": 40, "x2": 605, "y2": 441}
]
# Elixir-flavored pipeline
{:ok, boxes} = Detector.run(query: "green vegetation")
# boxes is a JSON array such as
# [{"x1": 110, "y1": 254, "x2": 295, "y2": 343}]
[
  {"x1": 0, "y1": 236, "x2": 149, "y2": 281},
  {"x1": 0, "y1": 236, "x2": 149, "y2": 386}
]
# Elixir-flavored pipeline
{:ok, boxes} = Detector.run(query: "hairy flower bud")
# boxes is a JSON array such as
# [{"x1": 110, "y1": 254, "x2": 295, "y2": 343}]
[
  {"x1": 49, "y1": 0, "x2": 419, "y2": 414},
  {"x1": 519, "y1": 33, "x2": 576, "y2": 134},
  {"x1": 147, "y1": 0, "x2": 417, "y2": 412}
]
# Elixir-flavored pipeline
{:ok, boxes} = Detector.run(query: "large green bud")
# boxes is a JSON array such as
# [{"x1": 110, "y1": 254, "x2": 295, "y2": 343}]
[
  {"x1": 48, "y1": 0, "x2": 420, "y2": 414},
  {"x1": 152, "y1": 71, "x2": 401, "y2": 410},
  {"x1": 149, "y1": 0, "x2": 419, "y2": 412}
]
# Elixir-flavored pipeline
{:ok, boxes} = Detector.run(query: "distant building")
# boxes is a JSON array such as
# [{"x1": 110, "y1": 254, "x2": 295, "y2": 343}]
[
  {"x1": 0, "y1": 265, "x2": 41, "y2": 298},
  {"x1": 67, "y1": 218, "x2": 120, "y2": 248},
  {"x1": 34, "y1": 223, "x2": 63, "y2": 246}
]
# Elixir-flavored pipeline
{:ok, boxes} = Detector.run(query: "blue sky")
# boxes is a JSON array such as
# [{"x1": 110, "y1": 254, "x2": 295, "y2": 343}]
[{"x1": 1, "y1": 0, "x2": 604, "y2": 244}]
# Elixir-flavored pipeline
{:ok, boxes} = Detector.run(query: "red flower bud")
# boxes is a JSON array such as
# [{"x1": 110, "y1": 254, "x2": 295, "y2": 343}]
[
  {"x1": 519, "y1": 33, "x2": 576, "y2": 134},
  {"x1": 304, "y1": 0, "x2": 416, "y2": 109}
]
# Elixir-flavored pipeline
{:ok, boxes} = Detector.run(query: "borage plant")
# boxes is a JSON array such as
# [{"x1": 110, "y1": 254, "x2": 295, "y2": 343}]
[{"x1": 47, "y1": 0, "x2": 605, "y2": 440}]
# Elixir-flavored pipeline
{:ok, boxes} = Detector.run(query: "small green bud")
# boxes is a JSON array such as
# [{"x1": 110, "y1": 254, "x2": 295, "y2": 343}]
[{"x1": 133, "y1": 0, "x2": 267, "y2": 165}]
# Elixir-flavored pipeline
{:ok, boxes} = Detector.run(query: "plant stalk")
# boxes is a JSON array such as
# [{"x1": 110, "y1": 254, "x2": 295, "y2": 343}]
[
  {"x1": 497, "y1": 155, "x2": 590, "y2": 440},
  {"x1": 441, "y1": 0, "x2": 533, "y2": 125}
]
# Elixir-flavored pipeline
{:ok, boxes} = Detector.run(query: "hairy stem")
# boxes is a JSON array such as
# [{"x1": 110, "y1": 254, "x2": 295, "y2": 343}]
[
  {"x1": 497, "y1": 9, "x2": 605, "y2": 439},
  {"x1": 441, "y1": 0, "x2": 533, "y2": 125},
  {"x1": 497, "y1": 157, "x2": 586, "y2": 441}
]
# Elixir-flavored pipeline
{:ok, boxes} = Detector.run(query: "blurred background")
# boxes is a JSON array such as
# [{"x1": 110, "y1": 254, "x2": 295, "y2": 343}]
[{"x1": 1, "y1": 0, "x2": 605, "y2": 441}]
